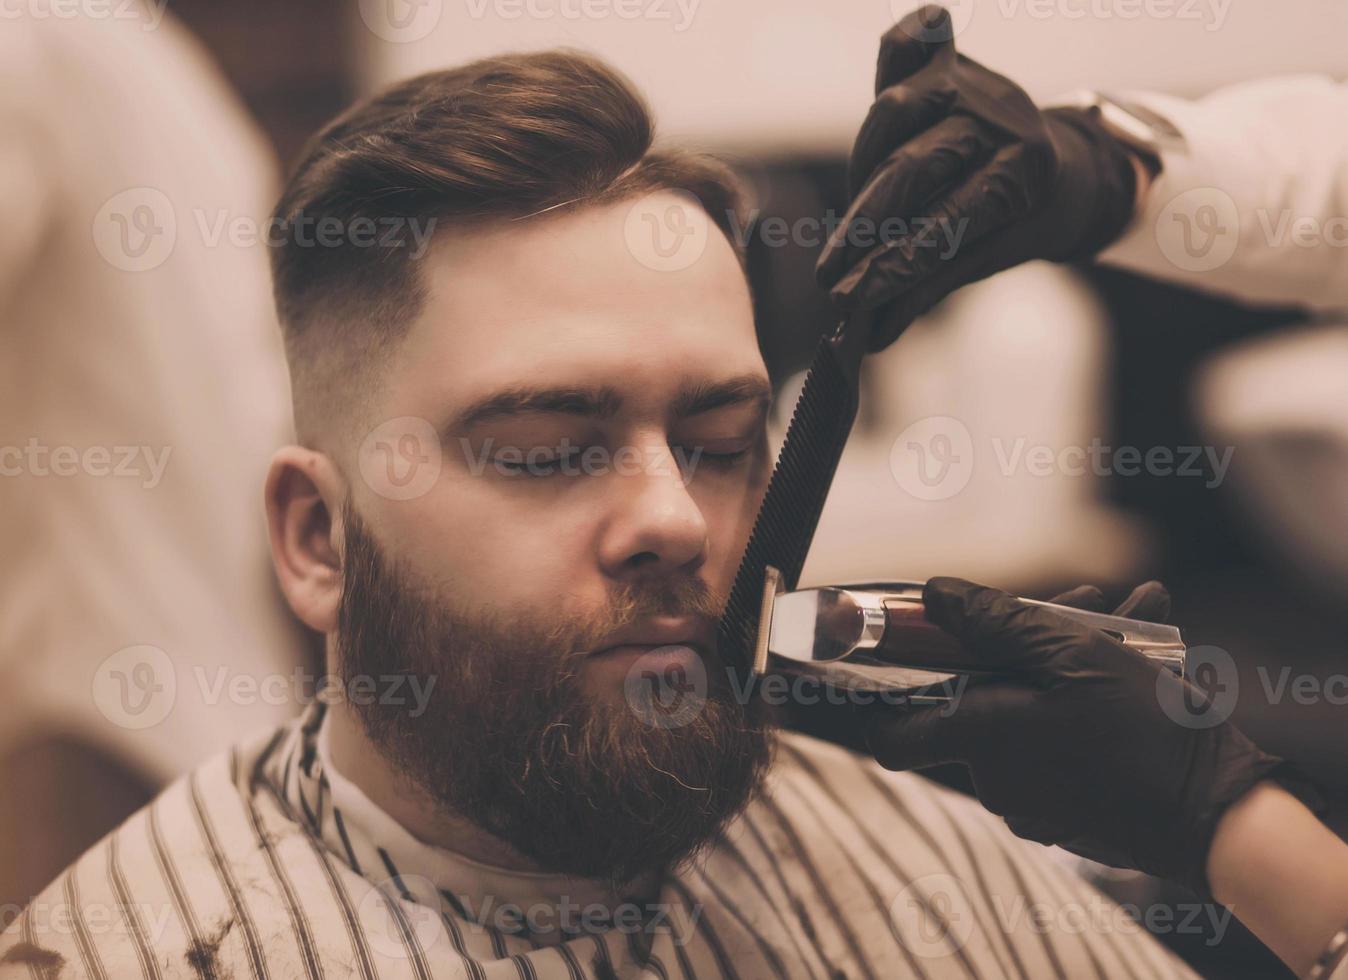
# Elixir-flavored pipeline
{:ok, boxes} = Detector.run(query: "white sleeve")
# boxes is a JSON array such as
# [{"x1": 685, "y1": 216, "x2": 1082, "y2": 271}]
[{"x1": 1095, "y1": 75, "x2": 1348, "y2": 312}]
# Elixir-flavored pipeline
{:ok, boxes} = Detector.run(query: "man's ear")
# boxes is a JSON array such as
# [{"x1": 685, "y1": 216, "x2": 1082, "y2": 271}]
[{"x1": 265, "y1": 446, "x2": 346, "y2": 633}]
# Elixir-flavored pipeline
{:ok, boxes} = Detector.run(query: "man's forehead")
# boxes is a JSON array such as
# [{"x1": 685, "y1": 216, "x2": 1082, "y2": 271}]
[
  {"x1": 391, "y1": 208, "x2": 759, "y2": 413},
  {"x1": 413, "y1": 195, "x2": 754, "y2": 344}
]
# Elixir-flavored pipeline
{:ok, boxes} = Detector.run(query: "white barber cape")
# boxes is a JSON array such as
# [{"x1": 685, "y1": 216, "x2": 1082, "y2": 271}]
[{"x1": 0, "y1": 701, "x2": 1200, "y2": 979}]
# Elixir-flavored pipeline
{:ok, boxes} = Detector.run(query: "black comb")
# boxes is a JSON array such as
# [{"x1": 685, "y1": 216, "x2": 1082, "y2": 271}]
[{"x1": 716, "y1": 308, "x2": 880, "y2": 672}]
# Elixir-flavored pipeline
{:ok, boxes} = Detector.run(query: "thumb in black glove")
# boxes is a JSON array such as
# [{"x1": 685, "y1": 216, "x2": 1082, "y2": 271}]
[{"x1": 864, "y1": 577, "x2": 1321, "y2": 897}]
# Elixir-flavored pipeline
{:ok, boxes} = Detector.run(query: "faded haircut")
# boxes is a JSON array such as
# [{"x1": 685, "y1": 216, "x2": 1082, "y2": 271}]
[{"x1": 268, "y1": 49, "x2": 749, "y2": 446}]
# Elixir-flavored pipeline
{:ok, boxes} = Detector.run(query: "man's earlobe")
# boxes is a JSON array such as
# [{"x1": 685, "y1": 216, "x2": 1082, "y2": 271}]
[{"x1": 265, "y1": 446, "x2": 345, "y2": 633}]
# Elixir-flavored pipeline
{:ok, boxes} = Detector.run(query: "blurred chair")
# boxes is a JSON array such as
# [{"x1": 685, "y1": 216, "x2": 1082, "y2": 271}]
[{"x1": 1194, "y1": 323, "x2": 1348, "y2": 602}]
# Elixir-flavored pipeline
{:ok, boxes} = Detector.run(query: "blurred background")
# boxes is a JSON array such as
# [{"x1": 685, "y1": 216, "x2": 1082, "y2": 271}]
[{"x1": 1, "y1": 2, "x2": 1345, "y2": 976}]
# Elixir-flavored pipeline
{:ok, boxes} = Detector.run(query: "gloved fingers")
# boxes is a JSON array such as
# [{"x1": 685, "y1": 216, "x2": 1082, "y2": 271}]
[
  {"x1": 864, "y1": 681, "x2": 1042, "y2": 772},
  {"x1": 875, "y1": 5, "x2": 958, "y2": 95},
  {"x1": 864, "y1": 703, "x2": 974, "y2": 771},
  {"x1": 827, "y1": 141, "x2": 1039, "y2": 310},
  {"x1": 854, "y1": 234, "x2": 1010, "y2": 349},
  {"x1": 1111, "y1": 580, "x2": 1171, "y2": 623},
  {"x1": 821, "y1": 115, "x2": 990, "y2": 286},
  {"x1": 1047, "y1": 585, "x2": 1107, "y2": 613},
  {"x1": 847, "y1": 77, "x2": 959, "y2": 201},
  {"x1": 923, "y1": 576, "x2": 1096, "y2": 672}
]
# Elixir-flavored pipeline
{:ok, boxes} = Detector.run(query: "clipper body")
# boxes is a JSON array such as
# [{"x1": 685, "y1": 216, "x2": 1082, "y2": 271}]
[{"x1": 753, "y1": 566, "x2": 1186, "y2": 701}]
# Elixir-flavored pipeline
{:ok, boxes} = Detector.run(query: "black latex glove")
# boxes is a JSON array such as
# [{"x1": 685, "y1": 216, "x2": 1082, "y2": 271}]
[
  {"x1": 817, "y1": 4, "x2": 1141, "y2": 351},
  {"x1": 865, "y1": 577, "x2": 1322, "y2": 898}
]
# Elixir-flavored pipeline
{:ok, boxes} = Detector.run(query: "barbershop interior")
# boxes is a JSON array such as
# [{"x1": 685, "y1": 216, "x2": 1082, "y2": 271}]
[{"x1": 2, "y1": 2, "x2": 1346, "y2": 978}]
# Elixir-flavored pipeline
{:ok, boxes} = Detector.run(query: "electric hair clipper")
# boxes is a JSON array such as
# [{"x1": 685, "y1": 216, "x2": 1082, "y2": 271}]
[{"x1": 751, "y1": 565, "x2": 1186, "y2": 702}]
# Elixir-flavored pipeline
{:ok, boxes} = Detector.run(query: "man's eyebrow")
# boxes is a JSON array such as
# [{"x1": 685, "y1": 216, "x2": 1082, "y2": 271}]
[
  {"x1": 451, "y1": 374, "x2": 772, "y2": 429},
  {"x1": 670, "y1": 374, "x2": 773, "y2": 419},
  {"x1": 453, "y1": 385, "x2": 623, "y2": 429}
]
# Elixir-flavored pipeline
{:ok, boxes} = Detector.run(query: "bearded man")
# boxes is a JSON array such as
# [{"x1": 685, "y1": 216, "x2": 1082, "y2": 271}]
[{"x1": 0, "y1": 49, "x2": 1198, "y2": 979}]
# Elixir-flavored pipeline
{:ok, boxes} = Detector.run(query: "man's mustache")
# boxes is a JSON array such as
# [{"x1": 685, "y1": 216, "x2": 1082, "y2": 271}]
[{"x1": 573, "y1": 577, "x2": 726, "y2": 651}]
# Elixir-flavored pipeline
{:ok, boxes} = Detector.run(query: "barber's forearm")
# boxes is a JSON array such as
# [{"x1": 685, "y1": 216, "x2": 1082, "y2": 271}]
[
  {"x1": 1207, "y1": 781, "x2": 1348, "y2": 977},
  {"x1": 1096, "y1": 78, "x2": 1348, "y2": 311}
]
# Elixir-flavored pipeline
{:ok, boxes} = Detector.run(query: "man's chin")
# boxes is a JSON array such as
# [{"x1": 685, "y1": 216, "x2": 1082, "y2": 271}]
[
  {"x1": 512, "y1": 718, "x2": 775, "y2": 883},
  {"x1": 378, "y1": 689, "x2": 776, "y2": 884},
  {"x1": 579, "y1": 642, "x2": 709, "y2": 702}
]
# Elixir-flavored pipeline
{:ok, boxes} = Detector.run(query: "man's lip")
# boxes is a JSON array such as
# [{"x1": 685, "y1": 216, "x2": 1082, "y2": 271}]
[
  {"x1": 587, "y1": 615, "x2": 715, "y2": 656},
  {"x1": 589, "y1": 641, "x2": 708, "y2": 657}
]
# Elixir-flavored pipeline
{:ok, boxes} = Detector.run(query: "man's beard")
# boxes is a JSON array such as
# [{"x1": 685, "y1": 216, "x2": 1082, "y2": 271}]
[{"x1": 335, "y1": 503, "x2": 776, "y2": 886}]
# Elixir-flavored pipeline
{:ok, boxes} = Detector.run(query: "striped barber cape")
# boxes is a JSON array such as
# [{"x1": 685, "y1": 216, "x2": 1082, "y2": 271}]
[{"x1": 0, "y1": 700, "x2": 1198, "y2": 979}]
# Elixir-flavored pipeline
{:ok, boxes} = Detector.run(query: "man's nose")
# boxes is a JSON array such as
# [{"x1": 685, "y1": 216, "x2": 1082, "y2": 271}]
[{"x1": 596, "y1": 442, "x2": 708, "y2": 579}]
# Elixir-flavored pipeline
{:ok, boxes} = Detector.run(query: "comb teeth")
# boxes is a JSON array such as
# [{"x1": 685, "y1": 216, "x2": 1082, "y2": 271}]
[{"x1": 717, "y1": 331, "x2": 860, "y2": 671}]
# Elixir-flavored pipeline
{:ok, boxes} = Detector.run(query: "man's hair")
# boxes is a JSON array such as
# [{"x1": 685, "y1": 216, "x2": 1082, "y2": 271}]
[{"x1": 269, "y1": 49, "x2": 748, "y2": 444}]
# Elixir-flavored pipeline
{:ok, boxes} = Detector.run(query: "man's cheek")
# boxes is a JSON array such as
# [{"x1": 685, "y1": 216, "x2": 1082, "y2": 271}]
[
  {"x1": 696, "y1": 507, "x2": 753, "y2": 600},
  {"x1": 460, "y1": 531, "x2": 588, "y2": 603}
]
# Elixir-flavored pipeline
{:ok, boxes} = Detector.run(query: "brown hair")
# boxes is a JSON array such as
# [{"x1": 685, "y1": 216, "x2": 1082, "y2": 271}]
[{"x1": 269, "y1": 49, "x2": 748, "y2": 444}]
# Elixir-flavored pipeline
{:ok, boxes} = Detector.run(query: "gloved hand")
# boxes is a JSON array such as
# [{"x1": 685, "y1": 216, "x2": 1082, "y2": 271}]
[
  {"x1": 818, "y1": 4, "x2": 1143, "y2": 351},
  {"x1": 865, "y1": 577, "x2": 1322, "y2": 897}
]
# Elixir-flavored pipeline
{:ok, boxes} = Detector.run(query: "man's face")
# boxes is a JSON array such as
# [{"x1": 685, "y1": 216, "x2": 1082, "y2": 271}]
[
  {"x1": 351, "y1": 191, "x2": 771, "y2": 696},
  {"x1": 336, "y1": 191, "x2": 777, "y2": 882}
]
